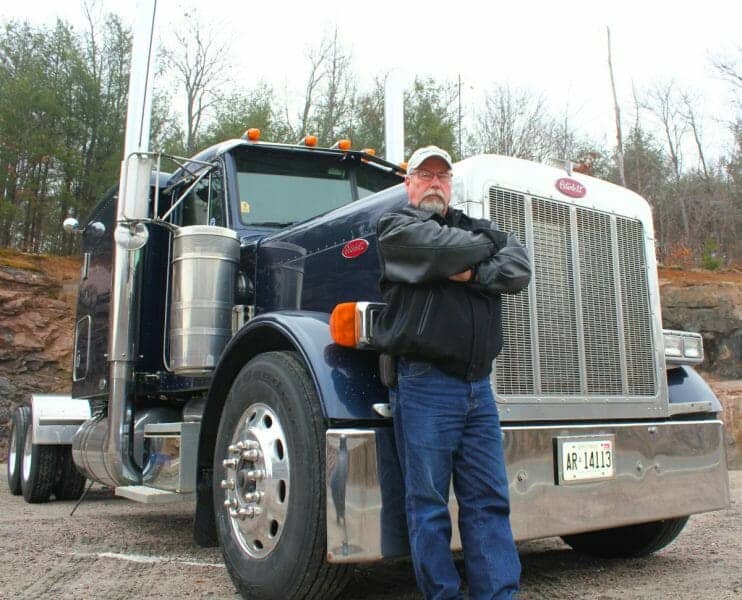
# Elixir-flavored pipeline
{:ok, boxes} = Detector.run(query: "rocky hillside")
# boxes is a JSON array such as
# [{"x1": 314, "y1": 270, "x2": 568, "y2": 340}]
[
  {"x1": 0, "y1": 251, "x2": 79, "y2": 457},
  {"x1": 0, "y1": 250, "x2": 739, "y2": 465}
]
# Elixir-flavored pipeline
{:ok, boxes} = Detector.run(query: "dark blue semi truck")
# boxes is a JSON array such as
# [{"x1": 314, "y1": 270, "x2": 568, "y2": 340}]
[{"x1": 5, "y1": 133, "x2": 730, "y2": 599}]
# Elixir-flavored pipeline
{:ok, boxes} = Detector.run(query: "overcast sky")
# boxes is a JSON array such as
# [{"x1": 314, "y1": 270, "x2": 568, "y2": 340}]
[{"x1": 2, "y1": 0, "x2": 740, "y2": 160}]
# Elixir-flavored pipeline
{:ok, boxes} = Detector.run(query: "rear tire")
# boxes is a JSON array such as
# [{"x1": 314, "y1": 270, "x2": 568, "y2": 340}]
[
  {"x1": 561, "y1": 516, "x2": 690, "y2": 558},
  {"x1": 6, "y1": 406, "x2": 30, "y2": 495},
  {"x1": 20, "y1": 414, "x2": 59, "y2": 504},
  {"x1": 53, "y1": 446, "x2": 87, "y2": 501},
  {"x1": 213, "y1": 351, "x2": 351, "y2": 600}
]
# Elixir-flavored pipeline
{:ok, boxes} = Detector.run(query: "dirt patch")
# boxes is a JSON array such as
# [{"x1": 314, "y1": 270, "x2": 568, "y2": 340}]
[
  {"x1": 658, "y1": 266, "x2": 742, "y2": 286},
  {"x1": 0, "y1": 469, "x2": 739, "y2": 599}
]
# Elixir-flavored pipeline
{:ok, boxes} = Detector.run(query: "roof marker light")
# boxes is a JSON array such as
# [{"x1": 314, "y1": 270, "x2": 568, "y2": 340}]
[
  {"x1": 245, "y1": 128, "x2": 261, "y2": 141},
  {"x1": 331, "y1": 139, "x2": 352, "y2": 151}
]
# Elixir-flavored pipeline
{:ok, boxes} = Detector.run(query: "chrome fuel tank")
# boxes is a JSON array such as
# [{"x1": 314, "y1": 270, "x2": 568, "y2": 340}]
[{"x1": 169, "y1": 225, "x2": 239, "y2": 375}]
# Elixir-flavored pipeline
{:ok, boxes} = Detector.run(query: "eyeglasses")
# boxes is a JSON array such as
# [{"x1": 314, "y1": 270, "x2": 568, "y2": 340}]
[{"x1": 411, "y1": 169, "x2": 453, "y2": 182}]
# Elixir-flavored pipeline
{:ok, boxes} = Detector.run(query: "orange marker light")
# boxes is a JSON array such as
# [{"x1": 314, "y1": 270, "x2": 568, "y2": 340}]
[
  {"x1": 329, "y1": 302, "x2": 358, "y2": 347},
  {"x1": 338, "y1": 139, "x2": 352, "y2": 151},
  {"x1": 362, "y1": 148, "x2": 376, "y2": 156},
  {"x1": 246, "y1": 128, "x2": 261, "y2": 141},
  {"x1": 400, "y1": 161, "x2": 408, "y2": 171},
  {"x1": 305, "y1": 135, "x2": 318, "y2": 147}
]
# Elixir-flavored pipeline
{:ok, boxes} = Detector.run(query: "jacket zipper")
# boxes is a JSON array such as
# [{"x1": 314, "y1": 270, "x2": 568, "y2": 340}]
[{"x1": 417, "y1": 291, "x2": 434, "y2": 336}]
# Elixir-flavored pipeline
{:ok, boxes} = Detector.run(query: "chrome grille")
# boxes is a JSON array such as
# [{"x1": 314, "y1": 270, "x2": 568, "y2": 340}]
[{"x1": 490, "y1": 187, "x2": 657, "y2": 400}]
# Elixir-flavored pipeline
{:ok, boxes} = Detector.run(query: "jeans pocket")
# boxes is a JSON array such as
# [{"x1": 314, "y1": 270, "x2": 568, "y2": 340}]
[{"x1": 398, "y1": 359, "x2": 433, "y2": 380}]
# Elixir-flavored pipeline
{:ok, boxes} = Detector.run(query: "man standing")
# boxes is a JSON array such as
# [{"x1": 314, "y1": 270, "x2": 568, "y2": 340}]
[{"x1": 373, "y1": 146, "x2": 530, "y2": 599}]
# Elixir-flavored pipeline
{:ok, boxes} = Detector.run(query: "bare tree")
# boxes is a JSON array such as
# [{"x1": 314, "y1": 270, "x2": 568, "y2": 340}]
[
  {"x1": 161, "y1": 11, "x2": 230, "y2": 154},
  {"x1": 711, "y1": 46, "x2": 742, "y2": 95},
  {"x1": 643, "y1": 81, "x2": 690, "y2": 240},
  {"x1": 293, "y1": 30, "x2": 356, "y2": 144},
  {"x1": 680, "y1": 93, "x2": 710, "y2": 181},
  {"x1": 607, "y1": 27, "x2": 626, "y2": 186},
  {"x1": 470, "y1": 84, "x2": 557, "y2": 161}
]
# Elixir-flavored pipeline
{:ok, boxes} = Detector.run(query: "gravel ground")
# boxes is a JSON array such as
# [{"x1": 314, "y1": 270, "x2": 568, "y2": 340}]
[{"x1": 0, "y1": 467, "x2": 739, "y2": 600}]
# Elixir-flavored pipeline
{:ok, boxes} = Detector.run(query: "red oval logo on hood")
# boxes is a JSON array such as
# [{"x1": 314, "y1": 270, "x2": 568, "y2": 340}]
[
  {"x1": 341, "y1": 238, "x2": 369, "y2": 259},
  {"x1": 556, "y1": 178, "x2": 586, "y2": 198}
]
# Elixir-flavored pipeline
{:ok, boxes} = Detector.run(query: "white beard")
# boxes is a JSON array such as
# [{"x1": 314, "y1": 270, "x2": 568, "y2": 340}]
[{"x1": 419, "y1": 193, "x2": 447, "y2": 216}]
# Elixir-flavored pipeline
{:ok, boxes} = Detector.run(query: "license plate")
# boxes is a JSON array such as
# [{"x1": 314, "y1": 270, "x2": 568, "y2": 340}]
[{"x1": 557, "y1": 436, "x2": 615, "y2": 484}]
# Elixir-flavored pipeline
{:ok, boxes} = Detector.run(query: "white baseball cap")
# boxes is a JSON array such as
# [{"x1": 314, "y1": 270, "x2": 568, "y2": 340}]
[{"x1": 406, "y1": 145, "x2": 453, "y2": 172}]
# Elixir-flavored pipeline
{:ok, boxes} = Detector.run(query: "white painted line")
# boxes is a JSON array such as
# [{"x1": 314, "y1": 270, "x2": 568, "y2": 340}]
[{"x1": 65, "y1": 550, "x2": 225, "y2": 568}]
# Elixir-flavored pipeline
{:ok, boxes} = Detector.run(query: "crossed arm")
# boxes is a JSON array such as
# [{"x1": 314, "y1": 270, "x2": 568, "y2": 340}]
[{"x1": 377, "y1": 208, "x2": 531, "y2": 295}]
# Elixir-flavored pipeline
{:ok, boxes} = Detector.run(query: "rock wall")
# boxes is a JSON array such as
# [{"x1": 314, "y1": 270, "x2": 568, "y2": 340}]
[
  {"x1": 661, "y1": 281, "x2": 742, "y2": 379},
  {"x1": 0, "y1": 261, "x2": 77, "y2": 456}
]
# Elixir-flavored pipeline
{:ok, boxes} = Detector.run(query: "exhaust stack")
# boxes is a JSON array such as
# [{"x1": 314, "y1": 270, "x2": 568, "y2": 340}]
[
  {"x1": 73, "y1": 0, "x2": 158, "y2": 487},
  {"x1": 384, "y1": 70, "x2": 405, "y2": 165}
]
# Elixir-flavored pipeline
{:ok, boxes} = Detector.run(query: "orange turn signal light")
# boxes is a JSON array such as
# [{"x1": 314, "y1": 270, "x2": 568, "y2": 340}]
[
  {"x1": 246, "y1": 128, "x2": 261, "y2": 141},
  {"x1": 304, "y1": 135, "x2": 318, "y2": 147},
  {"x1": 337, "y1": 139, "x2": 352, "y2": 151},
  {"x1": 329, "y1": 302, "x2": 358, "y2": 347}
]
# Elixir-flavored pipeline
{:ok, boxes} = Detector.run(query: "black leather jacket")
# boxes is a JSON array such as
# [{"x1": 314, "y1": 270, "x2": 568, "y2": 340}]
[{"x1": 372, "y1": 205, "x2": 531, "y2": 381}]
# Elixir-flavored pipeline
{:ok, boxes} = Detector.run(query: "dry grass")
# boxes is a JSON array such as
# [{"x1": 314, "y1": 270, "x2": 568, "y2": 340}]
[{"x1": 0, "y1": 248, "x2": 80, "y2": 283}]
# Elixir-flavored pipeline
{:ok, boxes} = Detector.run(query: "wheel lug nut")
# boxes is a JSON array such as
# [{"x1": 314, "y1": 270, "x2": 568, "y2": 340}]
[
  {"x1": 222, "y1": 458, "x2": 239, "y2": 469},
  {"x1": 242, "y1": 449, "x2": 260, "y2": 461},
  {"x1": 220, "y1": 479, "x2": 235, "y2": 490},
  {"x1": 246, "y1": 469, "x2": 265, "y2": 481},
  {"x1": 238, "y1": 506, "x2": 262, "y2": 519},
  {"x1": 244, "y1": 491, "x2": 263, "y2": 503},
  {"x1": 228, "y1": 444, "x2": 240, "y2": 454},
  {"x1": 224, "y1": 498, "x2": 237, "y2": 509},
  {"x1": 245, "y1": 440, "x2": 259, "y2": 450}
]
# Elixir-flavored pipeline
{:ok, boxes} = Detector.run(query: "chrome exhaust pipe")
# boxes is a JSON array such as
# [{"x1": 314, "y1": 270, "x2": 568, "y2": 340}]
[{"x1": 72, "y1": 1, "x2": 158, "y2": 488}]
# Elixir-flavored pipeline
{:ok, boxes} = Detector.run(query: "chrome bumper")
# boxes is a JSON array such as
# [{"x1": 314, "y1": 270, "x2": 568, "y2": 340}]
[{"x1": 325, "y1": 420, "x2": 730, "y2": 563}]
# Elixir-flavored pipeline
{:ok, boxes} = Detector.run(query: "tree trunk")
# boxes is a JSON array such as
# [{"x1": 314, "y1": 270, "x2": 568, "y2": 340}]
[{"x1": 607, "y1": 27, "x2": 626, "y2": 187}]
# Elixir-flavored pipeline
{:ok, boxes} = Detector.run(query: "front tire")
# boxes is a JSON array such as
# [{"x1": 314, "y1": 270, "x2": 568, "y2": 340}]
[
  {"x1": 561, "y1": 517, "x2": 690, "y2": 558},
  {"x1": 213, "y1": 351, "x2": 350, "y2": 600},
  {"x1": 7, "y1": 405, "x2": 30, "y2": 495}
]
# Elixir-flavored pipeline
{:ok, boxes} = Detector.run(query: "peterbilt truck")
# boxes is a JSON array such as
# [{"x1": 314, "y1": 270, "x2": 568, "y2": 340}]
[{"x1": 4, "y1": 131, "x2": 730, "y2": 599}]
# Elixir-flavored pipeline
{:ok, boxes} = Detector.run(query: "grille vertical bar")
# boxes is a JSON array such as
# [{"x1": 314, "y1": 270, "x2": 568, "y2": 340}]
[
  {"x1": 577, "y1": 209, "x2": 623, "y2": 394},
  {"x1": 489, "y1": 189, "x2": 533, "y2": 394},
  {"x1": 531, "y1": 198, "x2": 580, "y2": 393},
  {"x1": 617, "y1": 218, "x2": 657, "y2": 395}
]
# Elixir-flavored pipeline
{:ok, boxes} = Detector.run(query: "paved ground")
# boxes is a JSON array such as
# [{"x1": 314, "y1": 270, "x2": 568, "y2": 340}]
[{"x1": 0, "y1": 467, "x2": 739, "y2": 599}]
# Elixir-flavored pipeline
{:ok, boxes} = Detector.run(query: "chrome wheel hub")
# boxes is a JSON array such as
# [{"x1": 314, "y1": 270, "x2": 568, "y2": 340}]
[
  {"x1": 8, "y1": 426, "x2": 18, "y2": 477},
  {"x1": 221, "y1": 403, "x2": 289, "y2": 558},
  {"x1": 22, "y1": 425, "x2": 32, "y2": 481}
]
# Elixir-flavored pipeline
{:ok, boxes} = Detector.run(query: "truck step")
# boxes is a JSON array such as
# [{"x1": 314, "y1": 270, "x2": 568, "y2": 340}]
[{"x1": 115, "y1": 485, "x2": 195, "y2": 504}]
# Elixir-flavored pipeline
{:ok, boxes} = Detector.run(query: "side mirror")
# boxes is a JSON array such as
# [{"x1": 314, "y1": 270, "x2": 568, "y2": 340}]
[
  {"x1": 88, "y1": 222, "x2": 106, "y2": 237},
  {"x1": 63, "y1": 217, "x2": 81, "y2": 233}
]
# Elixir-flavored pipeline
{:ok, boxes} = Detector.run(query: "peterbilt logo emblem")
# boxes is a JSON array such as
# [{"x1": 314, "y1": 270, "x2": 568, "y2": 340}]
[
  {"x1": 341, "y1": 238, "x2": 369, "y2": 259},
  {"x1": 556, "y1": 178, "x2": 586, "y2": 198}
]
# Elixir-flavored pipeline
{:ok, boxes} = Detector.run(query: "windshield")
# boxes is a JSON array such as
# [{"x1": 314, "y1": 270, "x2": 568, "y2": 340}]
[{"x1": 234, "y1": 148, "x2": 399, "y2": 226}]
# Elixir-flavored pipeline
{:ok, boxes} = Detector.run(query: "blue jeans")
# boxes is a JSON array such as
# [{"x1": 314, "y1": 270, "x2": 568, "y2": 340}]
[{"x1": 390, "y1": 359, "x2": 520, "y2": 600}]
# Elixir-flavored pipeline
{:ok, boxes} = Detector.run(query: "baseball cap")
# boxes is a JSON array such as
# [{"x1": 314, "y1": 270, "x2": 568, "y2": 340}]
[{"x1": 407, "y1": 145, "x2": 453, "y2": 172}]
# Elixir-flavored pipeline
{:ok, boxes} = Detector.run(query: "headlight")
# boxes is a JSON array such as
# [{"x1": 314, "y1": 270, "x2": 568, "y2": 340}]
[{"x1": 663, "y1": 330, "x2": 704, "y2": 366}]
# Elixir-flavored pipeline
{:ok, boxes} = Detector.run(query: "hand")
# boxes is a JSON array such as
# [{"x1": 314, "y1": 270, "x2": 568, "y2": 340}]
[{"x1": 448, "y1": 269, "x2": 472, "y2": 282}]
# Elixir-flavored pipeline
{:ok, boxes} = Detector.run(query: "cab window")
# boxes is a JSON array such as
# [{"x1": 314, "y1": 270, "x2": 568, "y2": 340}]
[{"x1": 179, "y1": 169, "x2": 226, "y2": 227}]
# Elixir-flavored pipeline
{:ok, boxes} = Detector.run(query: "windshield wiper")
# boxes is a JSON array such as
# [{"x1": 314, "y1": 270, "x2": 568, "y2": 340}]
[{"x1": 252, "y1": 221, "x2": 295, "y2": 227}]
